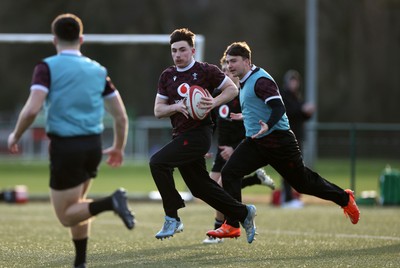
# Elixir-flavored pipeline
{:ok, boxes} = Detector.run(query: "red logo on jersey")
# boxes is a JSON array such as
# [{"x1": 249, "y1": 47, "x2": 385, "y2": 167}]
[
  {"x1": 177, "y1": 83, "x2": 190, "y2": 97},
  {"x1": 219, "y1": 105, "x2": 229, "y2": 118}
]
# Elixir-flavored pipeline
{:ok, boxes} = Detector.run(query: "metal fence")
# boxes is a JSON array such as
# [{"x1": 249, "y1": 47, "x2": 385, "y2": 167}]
[
  {"x1": 1, "y1": 118, "x2": 399, "y2": 163},
  {"x1": 302, "y1": 122, "x2": 400, "y2": 191}
]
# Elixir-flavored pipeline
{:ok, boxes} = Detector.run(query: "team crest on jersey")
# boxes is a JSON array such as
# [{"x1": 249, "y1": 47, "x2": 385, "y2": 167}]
[
  {"x1": 177, "y1": 83, "x2": 190, "y2": 97},
  {"x1": 219, "y1": 104, "x2": 230, "y2": 118}
]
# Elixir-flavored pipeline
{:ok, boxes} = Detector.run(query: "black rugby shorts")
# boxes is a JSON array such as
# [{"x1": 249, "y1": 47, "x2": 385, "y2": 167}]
[{"x1": 48, "y1": 134, "x2": 102, "y2": 190}]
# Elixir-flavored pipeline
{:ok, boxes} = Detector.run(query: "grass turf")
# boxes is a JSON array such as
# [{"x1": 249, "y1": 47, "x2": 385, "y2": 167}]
[
  {"x1": 0, "y1": 158, "x2": 398, "y2": 197},
  {"x1": 0, "y1": 201, "x2": 399, "y2": 267},
  {"x1": 1, "y1": 158, "x2": 399, "y2": 267}
]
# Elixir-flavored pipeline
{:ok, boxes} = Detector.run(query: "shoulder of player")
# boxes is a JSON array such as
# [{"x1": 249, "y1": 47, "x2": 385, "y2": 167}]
[
  {"x1": 196, "y1": 61, "x2": 220, "y2": 71},
  {"x1": 255, "y1": 76, "x2": 278, "y2": 90},
  {"x1": 44, "y1": 54, "x2": 106, "y2": 68},
  {"x1": 34, "y1": 60, "x2": 50, "y2": 69},
  {"x1": 160, "y1": 65, "x2": 176, "y2": 77}
]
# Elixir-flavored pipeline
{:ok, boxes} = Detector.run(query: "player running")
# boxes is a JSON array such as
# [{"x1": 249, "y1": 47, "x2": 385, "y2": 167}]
[
  {"x1": 207, "y1": 41, "x2": 360, "y2": 240},
  {"x1": 149, "y1": 28, "x2": 256, "y2": 243},
  {"x1": 7, "y1": 14, "x2": 134, "y2": 268}
]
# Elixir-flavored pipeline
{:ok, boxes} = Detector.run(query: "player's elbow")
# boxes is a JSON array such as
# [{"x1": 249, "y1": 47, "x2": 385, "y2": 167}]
[
  {"x1": 226, "y1": 85, "x2": 238, "y2": 101},
  {"x1": 114, "y1": 113, "x2": 128, "y2": 128},
  {"x1": 154, "y1": 110, "x2": 162, "y2": 119},
  {"x1": 232, "y1": 85, "x2": 239, "y2": 96},
  {"x1": 154, "y1": 107, "x2": 166, "y2": 119}
]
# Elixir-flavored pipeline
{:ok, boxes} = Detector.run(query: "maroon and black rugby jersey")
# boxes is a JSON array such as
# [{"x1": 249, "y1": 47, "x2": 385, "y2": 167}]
[
  {"x1": 157, "y1": 61, "x2": 227, "y2": 136},
  {"x1": 216, "y1": 96, "x2": 245, "y2": 147}
]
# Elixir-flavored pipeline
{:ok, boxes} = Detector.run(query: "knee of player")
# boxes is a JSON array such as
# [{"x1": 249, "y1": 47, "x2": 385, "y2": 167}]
[
  {"x1": 290, "y1": 184, "x2": 308, "y2": 194},
  {"x1": 149, "y1": 155, "x2": 165, "y2": 167},
  {"x1": 58, "y1": 217, "x2": 75, "y2": 227},
  {"x1": 149, "y1": 156, "x2": 156, "y2": 166},
  {"x1": 188, "y1": 188, "x2": 202, "y2": 198},
  {"x1": 55, "y1": 211, "x2": 81, "y2": 227},
  {"x1": 220, "y1": 170, "x2": 234, "y2": 184},
  {"x1": 149, "y1": 161, "x2": 170, "y2": 174},
  {"x1": 148, "y1": 158, "x2": 160, "y2": 170}
]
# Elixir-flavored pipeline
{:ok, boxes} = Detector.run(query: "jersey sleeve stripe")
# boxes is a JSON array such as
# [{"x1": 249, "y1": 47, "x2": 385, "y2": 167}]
[
  {"x1": 30, "y1": 84, "x2": 49, "y2": 93},
  {"x1": 265, "y1": 95, "x2": 281, "y2": 104},
  {"x1": 104, "y1": 90, "x2": 118, "y2": 99},
  {"x1": 157, "y1": 93, "x2": 169, "y2": 100},
  {"x1": 217, "y1": 76, "x2": 229, "y2": 90}
]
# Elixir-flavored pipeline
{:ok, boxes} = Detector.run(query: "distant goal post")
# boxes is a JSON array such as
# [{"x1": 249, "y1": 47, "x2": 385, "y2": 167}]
[
  {"x1": 0, "y1": 33, "x2": 205, "y2": 160},
  {"x1": 0, "y1": 33, "x2": 205, "y2": 61}
]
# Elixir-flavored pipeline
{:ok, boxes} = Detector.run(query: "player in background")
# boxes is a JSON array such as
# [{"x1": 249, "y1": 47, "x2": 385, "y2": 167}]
[
  {"x1": 7, "y1": 14, "x2": 134, "y2": 268},
  {"x1": 203, "y1": 56, "x2": 275, "y2": 244},
  {"x1": 207, "y1": 42, "x2": 359, "y2": 240},
  {"x1": 280, "y1": 70, "x2": 315, "y2": 208},
  {"x1": 150, "y1": 28, "x2": 256, "y2": 243}
]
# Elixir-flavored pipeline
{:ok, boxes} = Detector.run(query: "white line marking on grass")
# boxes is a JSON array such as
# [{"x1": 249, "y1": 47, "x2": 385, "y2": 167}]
[
  {"x1": 334, "y1": 233, "x2": 400, "y2": 241},
  {"x1": 266, "y1": 230, "x2": 400, "y2": 241}
]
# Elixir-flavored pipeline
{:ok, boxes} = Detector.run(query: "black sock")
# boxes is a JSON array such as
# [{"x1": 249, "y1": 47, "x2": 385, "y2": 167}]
[
  {"x1": 88, "y1": 196, "x2": 113, "y2": 216},
  {"x1": 226, "y1": 220, "x2": 240, "y2": 228},
  {"x1": 214, "y1": 218, "x2": 224, "y2": 229},
  {"x1": 73, "y1": 237, "x2": 88, "y2": 267},
  {"x1": 241, "y1": 174, "x2": 260, "y2": 188},
  {"x1": 165, "y1": 209, "x2": 179, "y2": 220}
]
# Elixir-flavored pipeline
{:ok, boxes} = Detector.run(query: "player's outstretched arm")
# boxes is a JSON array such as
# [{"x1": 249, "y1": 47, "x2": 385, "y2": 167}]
[
  {"x1": 8, "y1": 90, "x2": 47, "y2": 153},
  {"x1": 103, "y1": 92, "x2": 128, "y2": 167}
]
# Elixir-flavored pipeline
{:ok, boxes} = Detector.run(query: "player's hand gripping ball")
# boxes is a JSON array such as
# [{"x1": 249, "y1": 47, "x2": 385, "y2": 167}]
[{"x1": 186, "y1": 85, "x2": 210, "y2": 120}]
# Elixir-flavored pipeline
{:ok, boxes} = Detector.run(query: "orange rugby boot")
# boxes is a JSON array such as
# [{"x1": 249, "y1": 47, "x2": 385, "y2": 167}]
[
  {"x1": 206, "y1": 222, "x2": 241, "y2": 239},
  {"x1": 342, "y1": 189, "x2": 360, "y2": 224}
]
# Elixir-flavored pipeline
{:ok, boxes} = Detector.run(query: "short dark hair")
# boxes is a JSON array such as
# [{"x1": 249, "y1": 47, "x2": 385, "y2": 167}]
[
  {"x1": 51, "y1": 13, "x2": 83, "y2": 42},
  {"x1": 170, "y1": 28, "x2": 195, "y2": 47},
  {"x1": 224, "y1": 42, "x2": 251, "y2": 61}
]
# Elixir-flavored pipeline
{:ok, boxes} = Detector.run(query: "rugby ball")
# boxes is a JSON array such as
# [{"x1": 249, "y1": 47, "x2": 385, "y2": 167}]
[{"x1": 186, "y1": 85, "x2": 209, "y2": 120}]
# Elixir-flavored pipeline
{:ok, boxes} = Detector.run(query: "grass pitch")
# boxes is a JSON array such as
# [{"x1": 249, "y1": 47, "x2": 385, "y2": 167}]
[
  {"x1": 1, "y1": 201, "x2": 399, "y2": 267},
  {"x1": 1, "y1": 158, "x2": 399, "y2": 267}
]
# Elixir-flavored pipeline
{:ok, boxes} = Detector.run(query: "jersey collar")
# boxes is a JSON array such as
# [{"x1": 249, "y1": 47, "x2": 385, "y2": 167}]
[
  {"x1": 176, "y1": 58, "x2": 195, "y2": 72},
  {"x1": 240, "y1": 65, "x2": 257, "y2": 83},
  {"x1": 59, "y1": 49, "x2": 82, "y2": 56}
]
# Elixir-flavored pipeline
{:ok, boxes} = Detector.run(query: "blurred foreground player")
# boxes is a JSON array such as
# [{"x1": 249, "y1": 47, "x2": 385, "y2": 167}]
[
  {"x1": 7, "y1": 14, "x2": 134, "y2": 268},
  {"x1": 207, "y1": 42, "x2": 359, "y2": 239}
]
